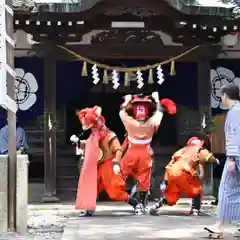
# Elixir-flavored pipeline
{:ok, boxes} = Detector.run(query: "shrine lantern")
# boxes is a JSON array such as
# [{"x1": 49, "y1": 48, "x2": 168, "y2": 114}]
[{"x1": 222, "y1": 32, "x2": 239, "y2": 47}]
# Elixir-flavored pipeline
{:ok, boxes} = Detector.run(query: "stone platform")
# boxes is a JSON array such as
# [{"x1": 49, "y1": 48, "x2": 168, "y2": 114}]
[{"x1": 61, "y1": 203, "x2": 237, "y2": 240}]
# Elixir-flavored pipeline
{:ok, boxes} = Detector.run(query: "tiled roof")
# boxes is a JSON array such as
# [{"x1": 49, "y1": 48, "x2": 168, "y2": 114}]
[
  {"x1": 13, "y1": 0, "x2": 102, "y2": 13},
  {"x1": 164, "y1": 0, "x2": 235, "y2": 17},
  {"x1": 230, "y1": 0, "x2": 240, "y2": 16},
  {"x1": 13, "y1": 0, "x2": 35, "y2": 11},
  {"x1": 13, "y1": 0, "x2": 238, "y2": 18}
]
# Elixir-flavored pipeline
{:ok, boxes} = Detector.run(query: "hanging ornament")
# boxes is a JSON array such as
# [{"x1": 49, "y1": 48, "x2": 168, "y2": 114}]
[
  {"x1": 103, "y1": 69, "x2": 108, "y2": 84},
  {"x1": 170, "y1": 60, "x2": 176, "y2": 76},
  {"x1": 112, "y1": 70, "x2": 120, "y2": 89},
  {"x1": 148, "y1": 69, "x2": 154, "y2": 84},
  {"x1": 202, "y1": 114, "x2": 206, "y2": 129},
  {"x1": 157, "y1": 65, "x2": 164, "y2": 85},
  {"x1": 136, "y1": 70, "x2": 144, "y2": 89},
  {"x1": 91, "y1": 64, "x2": 100, "y2": 85},
  {"x1": 124, "y1": 72, "x2": 130, "y2": 86},
  {"x1": 81, "y1": 61, "x2": 88, "y2": 76},
  {"x1": 48, "y1": 114, "x2": 52, "y2": 131}
]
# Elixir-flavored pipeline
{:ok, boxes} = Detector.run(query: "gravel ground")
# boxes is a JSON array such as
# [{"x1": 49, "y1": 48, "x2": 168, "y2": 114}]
[{"x1": 0, "y1": 205, "x2": 73, "y2": 240}]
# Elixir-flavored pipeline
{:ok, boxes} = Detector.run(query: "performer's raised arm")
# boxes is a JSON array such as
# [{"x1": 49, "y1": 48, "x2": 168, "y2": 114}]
[
  {"x1": 148, "y1": 92, "x2": 163, "y2": 128},
  {"x1": 148, "y1": 92, "x2": 177, "y2": 131},
  {"x1": 119, "y1": 108, "x2": 140, "y2": 128},
  {"x1": 119, "y1": 95, "x2": 140, "y2": 128}
]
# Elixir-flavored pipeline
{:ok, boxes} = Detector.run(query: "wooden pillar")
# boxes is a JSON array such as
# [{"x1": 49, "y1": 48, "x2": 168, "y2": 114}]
[
  {"x1": 197, "y1": 45, "x2": 213, "y2": 196},
  {"x1": 41, "y1": 41, "x2": 59, "y2": 202},
  {"x1": 5, "y1": 0, "x2": 17, "y2": 230}
]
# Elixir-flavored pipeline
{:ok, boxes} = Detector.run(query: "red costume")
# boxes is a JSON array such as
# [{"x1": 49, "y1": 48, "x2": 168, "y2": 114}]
[
  {"x1": 150, "y1": 136, "x2": 219, "y2": 215},
  {"x1": 74, "y1": 106, "x2": 139, "y2": 215},
  {"x1": 119, "y1": 92, "x2": 176, "y2": 213}
]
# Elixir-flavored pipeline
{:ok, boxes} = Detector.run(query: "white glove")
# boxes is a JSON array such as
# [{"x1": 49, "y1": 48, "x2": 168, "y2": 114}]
[
  {"x1": 70, "y1": 135, "x2": 79, "y2": 143},
  {"x1": 152, "y1": 91, "x2": 159, "y2": 103},
  {"x1": 113, "y1": 163, "x2": 120, "y2": 174},
  {"x1": 122, "y1": 94, "x2": 132, "y2": 107},
  {"x1": 112, "y1": 159, "x2": 120, "y2": 174}
]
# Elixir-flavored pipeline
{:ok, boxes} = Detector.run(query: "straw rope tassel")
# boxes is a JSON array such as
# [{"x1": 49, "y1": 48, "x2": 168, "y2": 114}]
[
  {"x1": 170, "y1": 60, "x2": 176, "y2": 76},
  {"x1": 124, "y1": 72, "x2": 130, "y2": 86},
  {"x1": 81, "y1": 61, "x2": 88, "y2": 76},
  {"x1": 103, "y1": 69, "x2": 109, "y2": 84},
  {"x1": 148, "y1": 69, "x2": 154, "y2": 84},
  {"x1": 57, "y1": 44, "x2": 200, "y2": 73}
]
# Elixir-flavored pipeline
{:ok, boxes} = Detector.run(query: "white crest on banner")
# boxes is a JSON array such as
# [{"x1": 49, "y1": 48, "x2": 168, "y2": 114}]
[
  {"x1": 15, "y1": 68, "x2": 38, "y2": 110},
  {"x1": 211, "y1": 67, "x2": 240, "y2": 109}
]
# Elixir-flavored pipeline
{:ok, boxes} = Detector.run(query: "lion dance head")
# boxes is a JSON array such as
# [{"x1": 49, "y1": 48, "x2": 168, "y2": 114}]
[
  {"x1": 123, "y1": 93, "x2": 177, "y2": 121},
  {"x1": 76, "y1": 106, "x2": 105, "y2": 131}
]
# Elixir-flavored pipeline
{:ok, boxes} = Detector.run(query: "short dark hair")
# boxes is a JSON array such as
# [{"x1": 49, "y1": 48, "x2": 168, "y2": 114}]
[{"x1": 220, "y1": 83, "x2": 240, "y2": 101}]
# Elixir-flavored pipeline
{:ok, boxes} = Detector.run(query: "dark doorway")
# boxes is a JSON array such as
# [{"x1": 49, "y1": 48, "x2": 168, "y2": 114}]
[
  {"x1": 66, "y1": 92, "x2": 126, "y2": 142},
  {"x1": 66, "y1": 92, "x2": 177, "y2": 146}
]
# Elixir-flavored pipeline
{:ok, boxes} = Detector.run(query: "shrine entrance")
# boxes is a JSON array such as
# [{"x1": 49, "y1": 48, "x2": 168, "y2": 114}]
[
  {"x1": 65, "y1": 89, "x2": 178, "y2": 200},
  {"x1": 13, "y1": 0, "x2": 235, "y2": 202}
]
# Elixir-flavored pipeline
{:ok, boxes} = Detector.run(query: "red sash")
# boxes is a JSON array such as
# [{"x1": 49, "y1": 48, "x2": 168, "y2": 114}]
[{"x1": 75, "y1": 132, "x2": 99, "y2": 211}]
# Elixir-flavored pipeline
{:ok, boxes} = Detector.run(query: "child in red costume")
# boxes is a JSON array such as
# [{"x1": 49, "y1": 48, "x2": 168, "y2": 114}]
[
  {"x1": 150, "y1": 136, "x2": 219, "y2": 215},
  {"x1": 73, "y1": 106, "x2": 139, "y2": 216},
  {"x1": 119, "y1": 92, "x2": 176, "y2": 215}
]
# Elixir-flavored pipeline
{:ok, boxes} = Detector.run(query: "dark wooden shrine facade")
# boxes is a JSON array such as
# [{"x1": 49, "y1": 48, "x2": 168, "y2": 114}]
[{"x1": 14, "y1": 0, "x2": 237, "y2": 202}]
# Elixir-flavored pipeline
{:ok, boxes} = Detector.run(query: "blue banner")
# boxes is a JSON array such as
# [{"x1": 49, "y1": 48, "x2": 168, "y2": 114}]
[{"x1": 211, "y1": 59, "x2": 240, "y2": 115}]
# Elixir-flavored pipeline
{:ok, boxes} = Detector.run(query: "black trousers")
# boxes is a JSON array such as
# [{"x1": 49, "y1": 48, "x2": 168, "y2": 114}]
[
  {"x1": 191, "y1": 194, "x2": 201, "y2": 210},
  {"x1": 213, "y1": 153, "x2": 226, "y2": 201}
]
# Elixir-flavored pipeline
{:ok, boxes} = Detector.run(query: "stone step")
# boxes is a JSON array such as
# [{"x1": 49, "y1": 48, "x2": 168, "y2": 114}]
[
  {"x1": 57, "y1": 188, "x2": 77, "y2": 202},
  {"x1": 56, "y1": 176, "x2": 78, "y2": 189},
  {"x1": 57, "y1": 164, "x2": 79, "y2": 177},
  {"x1": 56, "y1": 156, "x2": 77, "y2": 165}
]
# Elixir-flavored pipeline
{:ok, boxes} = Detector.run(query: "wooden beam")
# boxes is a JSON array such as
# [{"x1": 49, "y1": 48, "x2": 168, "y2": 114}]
[
  {"x1": 6, "y1": 0, "x2": 17, "y2": 231},
  {"x1": 53, "y1": 44, "x2": 220, "y2": 61},
  {"x1": 14, "y1": 13, "x2": 235, "y2": 46},
  {"x1": 197, "y1": 45, "x2": 213, "y2": 195},
  {"x1": 41, "y1": 41, "x2": 59, "y2": 203},
  {"x1": 14, "y1": 15, "x2": 174, "y2": 33}
]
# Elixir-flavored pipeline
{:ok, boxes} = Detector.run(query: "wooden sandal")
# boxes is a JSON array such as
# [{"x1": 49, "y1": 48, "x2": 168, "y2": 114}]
[{"x1": 204, "y1": 227, "x2": 223, "y2": 239}]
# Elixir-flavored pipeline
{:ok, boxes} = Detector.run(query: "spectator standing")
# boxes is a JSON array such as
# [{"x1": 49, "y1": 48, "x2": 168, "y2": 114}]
[{"x1": 205, "y1": 83, "x2": 240, "y2": 237}]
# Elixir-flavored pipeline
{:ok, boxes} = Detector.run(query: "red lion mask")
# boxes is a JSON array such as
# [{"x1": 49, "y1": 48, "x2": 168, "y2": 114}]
[
  {"x1": 76, "y1": 106, "x2": 105, "y2": 130},
  {"x1": 122, "y1": 94, "x2": 177, "y2": 120}
]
